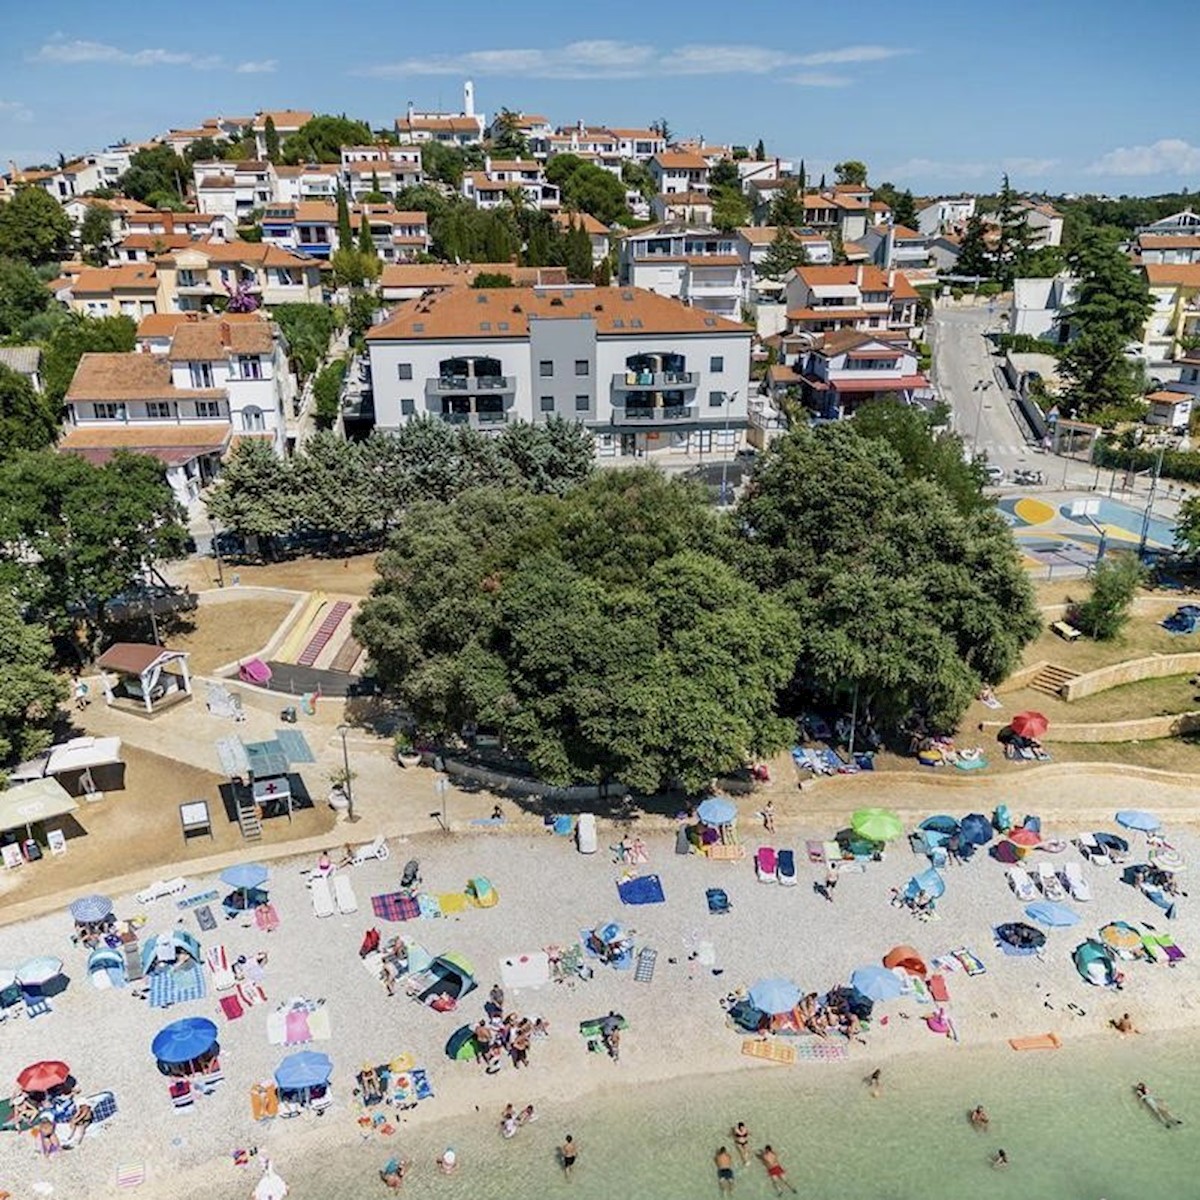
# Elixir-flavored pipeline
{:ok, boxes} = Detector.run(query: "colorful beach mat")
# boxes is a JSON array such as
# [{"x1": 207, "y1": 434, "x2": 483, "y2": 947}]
[
  {"x1": 116, "y1": 1163, "x2": 146, "y2": 1188},
  {"x1": 177, "y1": 890, "x2": 219, "y2": 910},
  {"x1": 372, "y1": 892, "x2": 420, "y2": 922},
  {"x1": 149, "y1": 962, "x2": 207, "y2": 1008},
  {"x1": 794, "y1": 1040, "x2": 848, "y2": 1061},
  {"x1": 617, "y1": 874, "x2": 666, "y2": 905},
  {"x1": 741, "y1": 1038, "x2": 796, "y2": 1065}
]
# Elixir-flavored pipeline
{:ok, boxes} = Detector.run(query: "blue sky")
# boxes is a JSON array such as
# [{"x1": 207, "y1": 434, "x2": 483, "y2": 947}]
[{"x1": 1, "y1": 0, "x2": 1197, "y2": 196}]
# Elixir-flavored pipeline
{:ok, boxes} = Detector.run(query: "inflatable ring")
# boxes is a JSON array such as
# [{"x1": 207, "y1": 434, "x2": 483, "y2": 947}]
[{"x1": 959, "y1": 748, "x2": 982, "y2": 762}]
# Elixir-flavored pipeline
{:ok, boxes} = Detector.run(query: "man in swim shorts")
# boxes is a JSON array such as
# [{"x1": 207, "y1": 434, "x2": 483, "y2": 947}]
[
  {"x1": 715, "y1": 1147, "x2": 735, "y2": 1194},
  {"x1": 561, "y1": 1134, "x2": 578, "y2": 1178},
  {"x1": 759, "y1": 1146, "x2": 796, "y2": 1195}
]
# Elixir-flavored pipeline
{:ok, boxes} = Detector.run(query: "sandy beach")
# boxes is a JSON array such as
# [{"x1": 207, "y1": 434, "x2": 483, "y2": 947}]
[{"x1": 4, "y1": 799, "x2": 1200, "y2": 1199}]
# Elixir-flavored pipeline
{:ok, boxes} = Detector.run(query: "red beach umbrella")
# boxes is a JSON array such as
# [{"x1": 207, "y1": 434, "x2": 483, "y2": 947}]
[
  {"x1": 1010, "y1": 711, "x2": 1048, "y2": 740},
  {"x1": 1008, "y1": 828, "x2": 1041, "y2": 848},
  {"x1": 17, "y1": 1061, "x2": 71, "y2": 1094}
]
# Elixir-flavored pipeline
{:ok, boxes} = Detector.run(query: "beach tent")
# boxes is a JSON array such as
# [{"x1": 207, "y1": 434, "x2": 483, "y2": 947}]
[
  {"x1": 445, "y1": 1026, "x2": 480, "y2": 1061},
  {"x1": 141, "y1": 929, "x2": 202, "y2": 976},
  {"x1": 87, "y1": 946, "x2": 126, "y2": 989},
  {"x1": 0, "y1": 778, "x2": 77, "y2": 839},
  {"x1": 850, "y1": 965, "x2": 904, "y2": 1002},
  {"x1": 919, "y1": 815, "x2": 959, "y2": 839},
  {"x1": 996, "y1": 922, "x2": 1046, "y2": 953},
  {"x1": 1073, "y1": 940, "x2": 1116, "y2": 987},
  {"x1": 882, "y1": 945, "x2": 927, "y2": 977},
  {"x1": 959, "y1": 813, "x2": 994, "y2": 846},
  {"x1": 417, "y1": 955, "x2": 476, "y2": 1004},
  {"x1": 904, "y1": 867, "x2": 945, "y2": 902},
  {"x1": 16, "y1": 957, "x2": 64, "y2": 993},
  {"x1": 466, "y1": 877, "x2": 497, "y2": 908}
]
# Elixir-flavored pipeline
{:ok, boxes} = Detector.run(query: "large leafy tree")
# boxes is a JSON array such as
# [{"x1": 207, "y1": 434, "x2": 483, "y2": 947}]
[
  {"x1": 42, "y1": 314, "x2": 137, "y2": 407},
  {"x1": 834, "y1": 160, "x2": 868, "y2": 186},
  {"x1": 0, "y1": 450, "x2": 188, "y2": 650},
  {"x1": 0, "y1": 593, "x2": 66, "y2": 773},
  {"x1": 490, "y1": 109, "x2": 529, "y2": 159},
  {"x1": 712, "y1": 189, "x2": 751, "y2": 232},
  {"x1": 118, "y1": 144, "x2": 188, "y2": 206},
  {"x1": 206, "y1": 439, "x2": 293, "y2": 540},
  {"x1": 767, "y1": 182, "x2": 805, "y2": 228},
  {"x1": 271, "y1": 303, "x2": 339, "y2": 381},
  {"x1": 1060, "y1": 229, "x2": 1153, "y2": 416},
  {"x1": 759, "y1": 227, "x2": 809, "y2": 280},
  {"x1": 0, "y1": 187, "x2": 73, "y2": 264},
  {"x1": 954, "y1": 214, "x2": 992, "y2": 278},
  {"x1": 79, "y1": 203, "x2": 115, "y2": 265},
  {"x1": 0, "y1": 365, "x2": 60, "y2": 461},
  {"x1": 282, "y1": 115, "x2": 373, "y2": 164},
  {"x1": 734, "y1": 423, "x2": 1040, "y2": 727},
  {"x1": 0, "y1": 257, "x2": 52, "y2": 337}
]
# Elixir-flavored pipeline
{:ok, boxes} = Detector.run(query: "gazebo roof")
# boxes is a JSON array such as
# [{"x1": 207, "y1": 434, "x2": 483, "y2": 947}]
[{"x1": 95, "y1": 642, "x2": 189, "y2": 675}]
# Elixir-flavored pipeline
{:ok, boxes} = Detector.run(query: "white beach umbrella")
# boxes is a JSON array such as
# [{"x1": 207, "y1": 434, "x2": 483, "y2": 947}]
[{"x1": 253, "y1": 1160, "x2": 289, "y2": 1200}]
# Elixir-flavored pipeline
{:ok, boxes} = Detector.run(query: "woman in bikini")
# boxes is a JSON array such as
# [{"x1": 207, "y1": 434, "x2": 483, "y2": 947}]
[{"x1": 731, "y1": 1121, "x2": 750, "y2": 1165}]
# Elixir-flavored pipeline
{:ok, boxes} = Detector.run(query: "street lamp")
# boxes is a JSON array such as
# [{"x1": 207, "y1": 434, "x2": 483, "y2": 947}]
[
  {"x1": 209, "y1": 518, "x2": 225, "y2": 588},
  {"x1": 971, "y1": 381, "x2": 991, "y2": 452},
  {"x1": 336, "y1": 724, "x2": 357, "y2": 823},
  {"x1": 718, "y1": 389, "x2": 739, "y2": 507}
]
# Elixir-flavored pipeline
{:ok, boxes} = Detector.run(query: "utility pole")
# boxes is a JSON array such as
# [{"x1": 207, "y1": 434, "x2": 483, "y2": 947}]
[
  {"x1": 1138, "y1": 443, "x2": 1166, "y2": 558},
  {"x1": 719, "y1": 390, "x2": 739, "y2": 506}
]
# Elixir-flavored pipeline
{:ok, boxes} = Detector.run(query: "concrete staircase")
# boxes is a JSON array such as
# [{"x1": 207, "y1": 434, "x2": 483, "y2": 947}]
[{"x1": 1027, "y1": 663, "x2": 1080, "y2": 698}]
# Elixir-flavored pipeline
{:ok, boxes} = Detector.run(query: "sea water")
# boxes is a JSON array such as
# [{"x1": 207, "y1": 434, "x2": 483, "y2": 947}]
[{"x1": 207, "y1": 1030, "x2": 1200, "y2": 1199}]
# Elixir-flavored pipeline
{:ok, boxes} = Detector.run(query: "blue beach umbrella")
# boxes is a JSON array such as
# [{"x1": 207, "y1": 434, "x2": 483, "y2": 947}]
[
  {"x1": 749, "y1": 978, "x2": 801, "y2": 1015},
  {"x1": 69, "y1": 895, "x2": 113, "y2": 924},
  {"x1": 274, "y1": 1051, "x2": 332, "y2": 1091},
  {"x1": 905, "y1": 867, "x2": 946, "y2": 901},
  {"x1": 697, "y1": 797, "x2": 737, "y2": 826},
  {"x1": 850, "y1": 965, "x2": 904, "y2": 1002},
  {"x1": 152, "y1": 1017, "x2": 219, "y2": 1065},
  {"x1": 1025, "y1": 901, "x2": 1080, "y2": 928},
  {"x1": 1116, "y1": 811, "x2": 1160, "y2": 833},
  {"x1": 959, "y1": 813, "x2": 994, "y2": 846},
  {"x1": 221, "y1": 863, "x2": 269, "y2": 891}
]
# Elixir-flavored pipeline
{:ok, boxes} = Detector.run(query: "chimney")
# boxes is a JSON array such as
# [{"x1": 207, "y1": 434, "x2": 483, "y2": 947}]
[
  {"x1": 888, "y1": 269, "x2": 895, "y2": 290},
  {"x1": 855, "y1": 265, "x2": 863, "y2": 289},
  {"x1": 407, "y1": 100, "x2": 415, "y2": 123},
  {"x1": 219, "y1": 320, "x2": 232, "y2": 346}
]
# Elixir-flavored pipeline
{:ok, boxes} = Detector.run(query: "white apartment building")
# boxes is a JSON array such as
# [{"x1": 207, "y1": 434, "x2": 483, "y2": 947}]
[
  {"x1": 395, "y1": 82, "x2": 485, "y2": 145},
  {"x1": 608, "y1": 128, "x2": 666, "y2": 162},
  {"x1": 192, "y1": 160, "x2": 273, "y2": 222},
  {"x1": 341, "y1": 146, "x2": 423, "y2": 197},
  {"x1": 735, "y1": 227, "x2": 834, "y2": 273},
  {"x1": 252, "y1": 110, "x2": 314, "y2": 159},
  {"x1": 619, "y1": 223, "x2": 747, "y2": 322},
  {"x1": 1008, "y1": 275, "x2": 1078, "y2": 341},
  {"x1": 270, "y1": 163, "x2": 342, "y2": 205},
  {"x1": 462, "y1": 159, "x2": 560, "y2": 210},
  {"x1": 916, "y1": 196, "x2": 976, "y2": 236},
  {"x1": 784, "y1": 265, "x2": 921, "y2": 336},
  {"x1": 649, "y1": 151, "x2": 710, "y2": 196},
  {"x1": 365, "y1": 285, "x2": 751, "y2": 461},
  {"x1": 1136, "y1": 234, "x2": 1200, "y2": 266}
]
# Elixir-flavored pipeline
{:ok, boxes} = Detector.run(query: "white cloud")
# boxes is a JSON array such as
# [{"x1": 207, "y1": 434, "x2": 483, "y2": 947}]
[
  {"x1": 33, "y1": 36, "x2": 221, "y2": 70},
  {"x1": 785, "y1": 72, "x2": 852, "y2": 88},
  {"x1": 235, "y1": 59, "x2": 277, "y2": 74},
  {"x1": 0, "y1": 100, "x2": 33, "y2": 123},
  {"x1": 361, "y1": 39, "x2": 908, "y2": 81},
  {"x1": 881, "y1": 156, "x2": 1059, "y2": 182},
  {"x1": 1087, "y1": 138, "x2": 1200, "y2": 177}
]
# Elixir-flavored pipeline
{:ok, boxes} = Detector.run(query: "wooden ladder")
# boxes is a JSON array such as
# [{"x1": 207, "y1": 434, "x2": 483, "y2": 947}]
[{"x1": 237, "y1": 796, "x2": 263, "y2": 842}]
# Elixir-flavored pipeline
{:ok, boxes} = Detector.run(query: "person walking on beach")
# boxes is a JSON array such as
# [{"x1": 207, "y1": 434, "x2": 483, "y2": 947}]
[
  {"x1": 758, "y1": 1146, "x2": 796, "y2": 1195},
  {"x1": 864, "y1": 1069, "x2": 882, "y2": 1098},
  {"x1": 762, "y1": 802, "x2": 775, "y2": 834},
  {"x1": 560, "y1": 1134, "x2": 578, "y2": 1180},
  {"x1": 715, "y1": 1147, "x2": 735, "y2": 1194},
  {"x1": 731, "y1": 1122, "x2": 750, "y2": 1165}
]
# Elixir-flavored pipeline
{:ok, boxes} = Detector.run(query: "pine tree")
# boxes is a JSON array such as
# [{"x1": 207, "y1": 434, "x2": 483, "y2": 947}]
[
  {"x1": 593, "y1": 257, "x2": 612, "y2": 286},
  {"x1": 759, "y1": 227, "x2": 809, "y2": 280},
  {"x1": 955, "y1": 215, "x2": 991, "y2": 278},
  {"x1": 797, "y1": 159, "x2": 806, "y2": 196},
  {"x1": 565, "y1": 219, "x2": 594, "y2": 283},
  {"x1": 993, "y1": 173, "x2": 1035, "y2": 287},
  {"x1": 264, "y1": 115, "x2": 281, "y2": 165},
  {"x1": 768, "y1": 182, "x2": 805, "y2": 228},
  {"x1": 371, "y1": 169, "x2": 382, "y2": 197},
  {"x1": 336, "y1": 185, "x2": 353, "y2": 250},
  {"x1": 358, "y1": 209, "x2": 375, "y2": 257},
  {"x1": 893, "y1": 189, "x2": 918, "y2": 229},
  {"x1": 755, "y1": 138, "x2": 766, "y2": 160}
]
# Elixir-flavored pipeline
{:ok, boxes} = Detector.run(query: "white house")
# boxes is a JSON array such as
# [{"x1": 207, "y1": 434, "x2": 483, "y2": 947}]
[
  {"x1": 192, "y1": 160, "x2": 273, "y2": 222},
  {"x1": 365, "y1": 284, "x2": 751, "y2": 461},
  {"x1": 1136, "y1": 234, "x2": 1200, "y2": 265},
  {"x1": 1020, "y1": 202, "x2": 1064, "y2": 248},
  {"x1": 916, "y1": 196, "x2": 976, "y2": 236},
  {"x1": 462, "y1": 159, "x2": 560, "y2": 211},
  {"x1": 270, "y1": 163, "x2": 342, "y2": 205},
  {"x1": 784, "y1": 265, "x2": 921, "y2": 336},
  {"x1": 252, "y1": 110, "x2": 314, "y2": 159},
  {"x1": 1008, "y1": 275, "x2": 1078, "y2": 341},
  {"x1": 649, "y1": 151, "x2": 710, "y2": 196},
  {"x1": 618, "y1": 223, "x2": 746, "y2": 322},
  {"x1": 652, "y1": 192, "x2": 714, "y2": 225},
  {"x1": 735, "y1": 227, "x2": 834, "y2": 273},
  {"x1": 607, "y1": 128, "x2": 666, "y2": 162},
  {"x1": 395, "y1": 82, "x2": 485, "y2": 145},
  {"x1": 1144, "y1": 390, "x2": 1192, "y2": 430}
]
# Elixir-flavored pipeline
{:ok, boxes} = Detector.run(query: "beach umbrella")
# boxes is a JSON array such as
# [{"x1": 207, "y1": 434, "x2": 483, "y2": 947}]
[
  {"x1": 1010, "y1": 711, "x2": 1048, "y2": 739},
  {"x1": 68, "y1": 894, "x2": 113, "y2": 924},
  {"x1": 1007, "y1": 828, "x2": 1041, "y2": 848},
  {"x1": 748, "y1": 978, "x2": 801, "y2": 1015},
  {"x1": 151, "y1": 1017, "x2": 219, "y2": 1066},
  {"x1": 17, "y1": 1061, "x2": 71, "y2": 1094},
  {"x1": 595, "y1": 921, "x2": 627, "y2": 946},
  {"x1": 919, "y1": 815, "x2": 959, "y2": 835},
  {"x1": 960, "y1": 813, "x2": 994, "y2": 846},
  {"x1": 254, "y1": 1160, "x2": 289, "y2": 1200},
  {"x1": 220, "y1": 863, "x2": 269, "y2": 891},
  {"x1": 851, "y1": 808, "x2": 904, "y2": 843},
  {"x1": 274, "y1": 1051, "x2": 332, "y2": 1092},
  {"x1": 1116, "y1": 810, "x2": 1160, "y2": 833},
  {"x1": 697, "y1": 796, "x2": 737, "y2": 826},
  {"x1": 1026, "y1": 901, "x2": 1080, "y2": 928},
  {"x1": 905, "y1": 867, "x2": 946, "y2": 901},
  {"x1": 16, "y1": 957, "x2": 63, "y2": 988},
  {"x1": 850, "y1": 965, "x2": 903, "y2": 1002},
  {"x1": 1099, "y1": 921, "x2": 1142, "y2": 953}
]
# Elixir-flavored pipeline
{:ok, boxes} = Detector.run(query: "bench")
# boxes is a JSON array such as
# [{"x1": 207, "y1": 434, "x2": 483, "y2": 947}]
[{"x1": 1051, "y1": 620, "x2": 1081, "y2": 642}]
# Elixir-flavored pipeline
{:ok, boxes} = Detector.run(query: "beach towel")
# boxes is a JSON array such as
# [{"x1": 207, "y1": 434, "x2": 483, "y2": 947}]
[
  {"x1": 255, "y1": 904, "x2": 280, "y2": 932},
  {"x1": 195, "y1": 905, "x2": 217, "y2": 933},
  {"x1": 741, "y1": 1038, "x2": 796, "y2": 1064},
  {"x1": 177, "y1": 890, "x2": 219, "y2": 910},
  {"x1": 469, "y1": 817, "x2": 506, "y2": 826},
  {"x1": 500, "y1": 951, "x2": 550, "y2": 991},
  {"x1": 794, "y1": 1040, "x2": 849, "y2": 1061},
  {"x1": 149, "y1": 962, "x2": 206, "y2": 1008},
  {"x1": 929, "y1": 974, "x2": 950, "y2": 1003},
  {"x1": 953, "y1": 948, "x2": 987, "y2": 976},
  {"x1": 116, "y1": 1163, "x2": 146, "y2": 1189},
  {"x1": 418, "y1": 894, "x2": 442, "y2": 919},
  {"x1": 552, "y1": 814, "x2": 574, "y2": 837},
  {"x1": 219, "y1": 994, "x2": 245, "y2": 1021},
  {"x1": 372, "y1": 893, "x2": 420, "y2": 922},
  {"x1": 237, "y1": 981, "x2": 267, "y2": 1008},
  {"x1": 617, "y1": 874, "x2": 666, "y2": 905},
  {"x1": 705, "y1": 843, "x2": 745, "y2": 861},
  {"x1": 438, "y1": 892, "x2": 469, "y2": 915}
]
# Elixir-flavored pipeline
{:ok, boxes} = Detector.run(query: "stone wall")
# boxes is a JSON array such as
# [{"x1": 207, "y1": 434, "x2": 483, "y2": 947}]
[{"x1": 1061, "y1": 652, "x2": 1200, "y2": 701}]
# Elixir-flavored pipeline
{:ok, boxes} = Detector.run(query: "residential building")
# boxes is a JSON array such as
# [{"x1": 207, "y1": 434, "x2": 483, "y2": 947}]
[
  {"x1": 252, "y1": 110, "x2": 314, "y2": 159},
  {"x1": 378, "y1": 263, "x2": 567, "y2": 303},
  {"x1": 340, "y1": 146, "x2": 423, "y2": 197},
  {"x1": 67, "y1": 265, "x2": 161, "y2": 318},
  {"x1": 0, "y1": 347, "x2": 43, "y2": 392},
  {"x1": 260, "y1": 201, "x2": 337, "y2": 259},
  {"x1": 618, "y1": 222, "x2": 746, "y2": 322},
  {"x1": 1143, "y1": 390, "x2": 1192, "y2": 430},
  {"x1": 861, "y1": 224, "x2": 943, "y2": 270},
  {"x1": 462, "y1": 159, "x2": 559, "y2": 211},
  {"x1": 192, "y1": 160, "x2": 273, "y2": 222},
  {"x1": 551, "y1": 211, "x2": 611, "y2": 265},
  {"x1": 11, "y1": 158, "x2": 103, "y2": 200},
  {"x1": 649, "y1": 151, "x2": 710, "y2": 196},
  {"x1": 486, "y1": 112, "x2": 553, "y2": 154},
  {"x1": 1135, "y1": 234, "x2": 1200, "y2": 266},
  {"x1": 351, "y1": 206, "x2": 431, "y2": 261},
  {"x1": 1008, "y1": 275, "x2": 1078, "y2": 341},
  {"x1": 112, "y1": 232, "x2": 194, "y2": 263},
  {"x1": 1019, "y1": 202, "x2": 1064, "y2": 248},
  {"x1": 1141, "y1": 263, "x2": 1200, "y2": 369},
  {"x1": 124, "y1": 211, "x2": 234, "y2": 240},
  {"x1": 770, "y1": 329, "x2": 930, "y2": 420},
  {"x1": 154, "y1": 240, "x2": 323, "y2": 311},
  {"x1": 916, "y1": 196, "x2": 976, "y2": 236},
  {"x1": 63, "y1": 195, "x2": 155, "y2": 244},
  {"x1": 735, "y1": 158, "x2": 795, "y2": 192},
  {"x1": 547, "y1": 126, "x2": 624, "y2": 174},
  {"x1": 1135, "y1": 209, "x2": 1200, "y2": 238},
  {"x1": 270, "y1": 162, "x2": 342, "y2": 204},
  {"x1": 784, "y1": 265, "x2": 920, "y2": 336},
  {"x1": 395, "y1": 83, "x2": 485, "y2": 145},
  {"x1": 607, "y1": 128, "x2": 666, "y2": 162},
  {"x1": 734, "y1": 227, "x2": 834, "y2": 273},
  {"x1": 652, "y1": 192, "x2": 713, "y2": 225},
  {"x1": 365, "y1": 284, "x2": 751, "y2": 461}
]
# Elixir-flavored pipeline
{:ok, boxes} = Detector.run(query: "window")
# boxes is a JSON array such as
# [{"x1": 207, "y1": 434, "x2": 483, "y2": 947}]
[
  {"x1": 400, "y1": 398, "x2": 415, "y2": 416},
  {"x1": 575, "y1": 395, "x2": 590, "y2": 412},
  {"x1": 397, "y1": 363, "x2": 413, "y2": 380},
  {"x1": 540, "y1": 396, "x2": 555, "y2": 413},
  {"x1": 196, "y1": 400, "x2": 222, "y2": 419},
  {"x1": 94, "y1": 402, "x2": 124, "y2": 420},
  {"x1": 574, "y1": 359, "x2": 589, "y2": 376},
  {"x1": 189, "y1": 362, "x2": 214, "y2": 388},
  {"x1": 241, "y1": 406, "x2": 265, "y2": 432},
  {"x1": 710, "y1": 355, "x2": 724, "y2": 372},
  {"x1": 146, "y1": 402, "x2": 172, "y2": 419},
  {"x1": 539, "y1": 360, "x2": 554, "y2": 377},
  {"x1": 709, "y1": 391, "x2": 725, "y2": 408},
  {"x1": 237, "y1": 356, "x2": 263, "y2": 380}
]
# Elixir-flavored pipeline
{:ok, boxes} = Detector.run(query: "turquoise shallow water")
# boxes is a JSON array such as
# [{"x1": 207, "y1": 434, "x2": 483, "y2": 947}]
[{"x1": 203, "y1": 1030, "x2": 1200, "y2": 1199}]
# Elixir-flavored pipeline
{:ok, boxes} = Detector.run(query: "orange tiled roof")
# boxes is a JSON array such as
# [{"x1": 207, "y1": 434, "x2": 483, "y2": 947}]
[
  {"x1": 167, "y1": 318, "x2": 274, "y2": 360},
  {"x1": 253, "y1": 110, "x2": 313, "y2": 131},
  {"x1": 1144, "y1": 264, "x2": 1200, "y2": 286},
  {"x1": 71, "y1": 265, "x2": 158, "y2": 294},
  {"x1": 795, "y1": 264, "x2": 919, "y2": 299},
  {"x1": 66, "y1": 353, "x2": 224, "y2": 402},
  {"x1": 653, "y1": 151, "x2": 709, "y2": 171}
]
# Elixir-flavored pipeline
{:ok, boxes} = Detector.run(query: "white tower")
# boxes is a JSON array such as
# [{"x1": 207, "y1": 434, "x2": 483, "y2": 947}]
[{"x1": 463, "y1": 80, "x2": 475, "y2": 117}]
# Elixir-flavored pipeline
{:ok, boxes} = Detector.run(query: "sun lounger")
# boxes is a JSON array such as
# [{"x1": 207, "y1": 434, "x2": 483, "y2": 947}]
[
  {"x1": 1007, "y1": 866, "x2": 1037, "y2": 901},
  {"x1": 776, "y1": 849, "x2": 797, "y2": 885},
  {"x1": 135, "y1": 876, "x2": 187, "y2": 906},
  {"x1": 206, "y1": 945, "x2": 236, "y2": 992},
  {"x1": 634, "y1": 947, "x2": 657, "y2": 983},
  {"x1": 705, "y1": 843, "x2": 745, "y2": 861},
  {"x1": 755, "y1": 846, "x2": 777, "y2": 882},
  {"x1": 706, "y1": 888, "x2": 731, "y2": 915},
  {"x1": 310, "y1": 875, "x2": 335, "y2": 919},
  {"x1": 1036, "y1": 860, "x2": 1067, "y2": 901},
  {"x1": 351, "y1": 836, "x2": 389, "y2": 865},
  {"x1": 1061, "y1": 861, "x2": 1092, "y2": 901},
  {"x1": 1076, "y1": 833, "x2": 1112, "y2": 866},
  {"x1": 1154, "y1": 934, "x2": 1186, "y2": 962},
  {"x1": 334, "y1": 874, "x2": 358, "y2": 915}
]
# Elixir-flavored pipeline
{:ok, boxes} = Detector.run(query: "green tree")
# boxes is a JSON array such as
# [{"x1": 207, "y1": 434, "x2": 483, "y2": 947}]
[
  {"x1": 472, "y1": 272, "x2": 514, "y2": 288},
  {"x1": 620, "y1": 160, "x2": 655, "y2": 202},
  {"x1": 709, "y1": 159, "x2": 741, "y2": 191},
  {"x1": 758, "y1": 227, "x2": 808, "y2": 280},
  {"x1": 834, "y1": 160, "x2": 868, "y2": 186},
  {"x1": 357, "y1": 210, "x2": 376, "y2": 257},
  {"x1": 271, "y1": 303, "x2": 338, "y2": 382},
  {"x1": 767, "y1": 181, "x2": 805, "y2": 228},
  {"x1": 0, "y1": 593, "x2": 65, "y2": 772},
  {"x1": 0, "y1": 449, "x2": 188, "y2": 650},
  {"x1": 1175, "y1": 494, "x2": 1200, "y2": 557},
  {"x1": 263, "y1": 115, "x2": 281, "y2": 164},
  {"x1": 652, "y1": 117, "x2": 672, "y2": 143},
  {"x1": 0, "y1": 257, "x2": 51, "y2": 337},
  {"x1": 117, "y1": 144, "x2": 188, "y2": 205},
  {"x1": 992, "y1": 174, "x2": 1035, "y2": 286},
  {"x1": 1073, "y1": 555, "x2": 1142, "y2": 640},
  {"x1": 282, "y1": 114, "x2": 373, "y2": 164},
  {"x1": 711, "y1": 189, "x2": 751, "y2": 232},
  {"x1": 347, "y1": 291, "x2": 381, "y2": 343},
  {"x1": 563, "y1": 218, "x2": 594, "y2": 282},
  {"x1": 495, "y1": 415, "x2": 594, "y2": 495},
  {"x1": 559, "y1": 163, "x2": 628, "y2": 224},
  {"x1": 312, "y1": 357, "x2": 348, "y2": 428},
  {"x1": 755, "y1": 138, "x2": 766, "y2": 160},
  {"x1": 420, "y1": 141, "x2": 468, "y2": 188},
  {"x1": 330, "y1": 247, "x2": 380, "y2": 289},
  {"x1": 490, "y1": 108, "x2": 529, "y2": 159},
  {"x1": 0, "y1": 187, "x2": 73, "y2": 265},
  {"x1": 206, "y1": 439, "x2": 294, "y2": 544},
  {"x1": 336, "y1": 185, "x2": 353, "y2": 250},
  {"x1": 0, "y1": 364, "x2": 60, "y2": 461},
  {"x1": 42, "y1": 314, "x2": 137, "y2": 407},
  {"x1": 892, "y1": 189, "x2": 918, "y2": 229},
  {"x1": 79, "y1": 203, "x2": 114, "y2": 265},
  {"x1": 954, "y1": 214, "x2": 992, "y2": 279}
]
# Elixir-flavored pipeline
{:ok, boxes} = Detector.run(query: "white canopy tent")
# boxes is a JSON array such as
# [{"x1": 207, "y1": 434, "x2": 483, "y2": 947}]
[{"x1": 0, "y1": 778, "x2": 78, "y2": 838}]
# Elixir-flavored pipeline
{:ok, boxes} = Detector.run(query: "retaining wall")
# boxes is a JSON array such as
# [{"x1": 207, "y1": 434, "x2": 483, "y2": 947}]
[{"x1": 1061, "y1": 652, "x2": 1200, "y2": 701}]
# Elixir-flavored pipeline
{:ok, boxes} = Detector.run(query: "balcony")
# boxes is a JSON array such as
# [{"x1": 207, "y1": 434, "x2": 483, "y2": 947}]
[
  {"x1": 615, "y1": 404, "x2": 695, "y2": 424},
  {"x1": 612, "y1": 371, "x2": 697, "y2": 391},
  {"x1": 437, "y1": 410, "x2": 509, "y2": 428},
  {"x1": 426, "y1": 375, "x2": 514, "y2": 397}
]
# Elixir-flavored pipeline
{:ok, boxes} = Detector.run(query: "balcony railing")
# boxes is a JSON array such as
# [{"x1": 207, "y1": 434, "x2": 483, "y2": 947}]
[
  {"x1": 437, "y1": 410, "x2": 508, "y2": 427},
  {"x1": 426, "y1": 375, "x2": 514, "y2": 396},
  {"x1": 617, "y1": 404, "x2": 695, "y2": 423},
  {"x1": 612, "y1": 371, "x2": 697, "y2": 391}
]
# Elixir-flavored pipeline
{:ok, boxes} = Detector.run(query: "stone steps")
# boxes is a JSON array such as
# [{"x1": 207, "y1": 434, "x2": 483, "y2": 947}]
[{"x1": 1028, "y1": 663, "x2": 1080, "y2": 698}]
